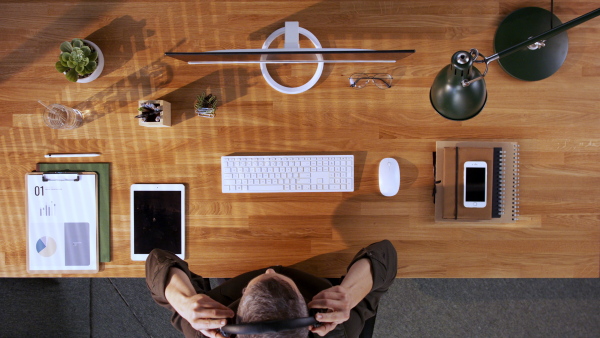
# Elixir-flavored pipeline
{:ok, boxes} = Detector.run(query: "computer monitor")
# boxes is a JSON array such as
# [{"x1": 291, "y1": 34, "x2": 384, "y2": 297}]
[{"x1": 165, "y1": 48, "x2": 415, "y2": 64}]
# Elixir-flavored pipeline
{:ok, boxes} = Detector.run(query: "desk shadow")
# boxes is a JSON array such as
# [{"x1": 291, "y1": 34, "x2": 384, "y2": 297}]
[
  {"x1": 74, "y1": 58, "x2": 174, "y2": 123},
  {"x1": 72, "y1": 18, "x2": 183, "y2": 123},
  {"x1": 159, "y1": 68, "x2": 249, "y2": 126},
  {"x1": 85, "y1": 15, "x2": 154, "y2": 77},
  {"x1": 0, "y1": 1, "x2": 122, "y2": 85},
  {"x1": 247, "y1": 1, "x2": 410, "y2": 43},
  {"x1": 288, "y1": 194, "x2": 390, "y2": 278},
  {"x1": 289, "y1": 157, "x2": 418, "y2": 277}
]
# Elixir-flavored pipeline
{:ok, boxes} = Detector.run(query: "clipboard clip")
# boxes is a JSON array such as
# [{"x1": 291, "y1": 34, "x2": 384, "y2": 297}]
[{"x1": 42, "y1": 173, "x2": 81, "y2": 182}]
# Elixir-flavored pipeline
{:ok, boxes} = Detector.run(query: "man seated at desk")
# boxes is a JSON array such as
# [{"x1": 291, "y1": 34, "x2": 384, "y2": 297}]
[{"x1": 146, "y1": 240, "x2": 397, "y2": 338}]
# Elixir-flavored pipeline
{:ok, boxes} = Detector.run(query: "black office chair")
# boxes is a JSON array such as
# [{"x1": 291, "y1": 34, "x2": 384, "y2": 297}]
[{"x1": 358, "y1": 315, "x2": 377, "y2": 338}]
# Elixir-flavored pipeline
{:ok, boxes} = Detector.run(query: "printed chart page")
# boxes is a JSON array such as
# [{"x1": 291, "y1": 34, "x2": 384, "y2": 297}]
[{"x1": 26, "y1": 173, "x2": 98, "y2": 273}]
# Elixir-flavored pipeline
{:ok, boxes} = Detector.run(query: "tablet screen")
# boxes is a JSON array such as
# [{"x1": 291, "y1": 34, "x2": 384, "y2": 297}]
[{"x1": 133, "y1": 190, "x2": 182, "y2": 255}]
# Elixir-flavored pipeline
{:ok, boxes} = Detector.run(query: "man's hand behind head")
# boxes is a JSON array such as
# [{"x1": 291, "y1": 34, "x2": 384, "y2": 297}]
[
  {"x1": 183, "y1": 294, "x2": 235, "y2": 337},
  {"x1": 307, "y1": 285, "x2": 352, "y2": 336}
]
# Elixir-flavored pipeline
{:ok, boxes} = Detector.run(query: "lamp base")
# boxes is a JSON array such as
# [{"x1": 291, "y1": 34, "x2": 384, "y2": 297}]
[{"x1": 494, "y1": 7, "x2": 568, "y2": 81}]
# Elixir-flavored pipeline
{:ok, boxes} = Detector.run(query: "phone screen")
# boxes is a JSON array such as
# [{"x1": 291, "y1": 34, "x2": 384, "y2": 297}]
[
  {"x1": 465, "y1": 167, "x2": 486, "y2": 202},
  {"x1": 133, "y1": 191, "x2": 182, "y2": 254}
]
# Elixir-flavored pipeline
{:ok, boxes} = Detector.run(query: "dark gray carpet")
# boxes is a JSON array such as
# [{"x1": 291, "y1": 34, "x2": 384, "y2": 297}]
[
  {"x1": 0, "y1": 278, "x2": 91, "y2": 337},
  {"x1": 376, "y1": 279, "x2": 600, "y2": 337},
  {"x1": 0, "y1": 278, "x2": 598, "y2": 337},
  {"x1": 90, "y1": 278, "x2": 179, "y2": 337}
]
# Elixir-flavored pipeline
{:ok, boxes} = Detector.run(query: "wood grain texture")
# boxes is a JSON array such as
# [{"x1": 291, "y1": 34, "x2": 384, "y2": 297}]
[{"x1": 0, "y1": 0, "x2": 598, "y2": 277}]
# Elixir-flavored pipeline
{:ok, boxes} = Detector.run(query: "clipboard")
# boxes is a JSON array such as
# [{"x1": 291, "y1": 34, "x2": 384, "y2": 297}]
[
  {"x1": 37, "y1": 162, "x2": 111, "y2": 262},
  {"x1": 25, "y1": 172, "x2": 99, "y2": 274}
]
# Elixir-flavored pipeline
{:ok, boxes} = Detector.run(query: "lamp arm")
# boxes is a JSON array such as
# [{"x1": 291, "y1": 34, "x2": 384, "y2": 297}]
[
  {"x1": 461, "y1": 49, "x2": 492, "y2": 87},
  {"x1": 462, "y1": 7, "x2": 600, "y2": 87}
]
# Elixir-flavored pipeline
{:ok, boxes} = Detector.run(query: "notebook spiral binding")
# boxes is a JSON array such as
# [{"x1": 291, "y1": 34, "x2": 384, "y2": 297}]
[
  {"x1": 497, "y1": 150, "x2": 506, "y2": 216},
  {"x1": 512, "y1": 144, "x2": 520, "y2": 221}
]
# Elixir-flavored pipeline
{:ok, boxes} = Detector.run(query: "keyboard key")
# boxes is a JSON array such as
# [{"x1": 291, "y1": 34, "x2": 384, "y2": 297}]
[{"x1": 249, "y1": 185, "x2": 284, "y2": 192}]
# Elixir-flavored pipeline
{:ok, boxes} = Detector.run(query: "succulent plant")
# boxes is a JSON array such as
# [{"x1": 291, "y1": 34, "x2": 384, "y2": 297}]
[
  {"x1": 55, "y1": 39, "x2": 99, "y2": 82},
  {"x1": 194, "y1": 93, "x2": 218, "y2": 111}
]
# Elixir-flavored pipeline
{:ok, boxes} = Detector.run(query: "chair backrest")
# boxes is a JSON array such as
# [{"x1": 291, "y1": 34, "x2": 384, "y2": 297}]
[{"x1": 359, "y1": 315, "x2": 376, "y2": 338}]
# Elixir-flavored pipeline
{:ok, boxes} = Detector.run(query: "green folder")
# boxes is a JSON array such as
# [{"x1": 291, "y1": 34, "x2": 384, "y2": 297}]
[{"x1": 37, "y1": 163, "x2": 111, "y2": 262}]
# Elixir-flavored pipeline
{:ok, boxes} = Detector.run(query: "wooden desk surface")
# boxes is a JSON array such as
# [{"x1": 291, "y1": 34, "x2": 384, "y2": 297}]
[{"x1": 1, "y1": 1, "x2": 598, "y2": 278}]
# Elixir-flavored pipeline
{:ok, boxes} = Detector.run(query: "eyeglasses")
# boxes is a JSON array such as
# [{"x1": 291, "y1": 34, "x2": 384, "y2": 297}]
[{"x1": 349, "y1": 73, "x2": 393, "y2": 89}]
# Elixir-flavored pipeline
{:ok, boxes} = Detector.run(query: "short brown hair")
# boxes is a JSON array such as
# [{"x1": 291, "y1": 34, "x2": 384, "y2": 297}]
[{"x1": 236, "y1": 277, "x2": 309, "y2": 337}]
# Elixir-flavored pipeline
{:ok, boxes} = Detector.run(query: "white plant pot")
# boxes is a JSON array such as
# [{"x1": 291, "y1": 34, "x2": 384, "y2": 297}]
[
  {"x1": 75, "y1": 40, "x2": 104, "y2": 83},
  {"x1": 195, "y1": 107, "x2": 216, "y2": 118}
]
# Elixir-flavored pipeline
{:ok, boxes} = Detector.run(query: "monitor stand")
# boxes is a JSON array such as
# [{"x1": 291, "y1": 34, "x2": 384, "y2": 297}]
[{"x1": 260, "y1": 22, "x2": 324, "y2": 94}]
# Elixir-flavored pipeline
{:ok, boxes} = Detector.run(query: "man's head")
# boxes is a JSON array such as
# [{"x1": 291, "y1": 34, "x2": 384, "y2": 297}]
[{"x1": 236, "y1": 268, "x2": 309, "y2": 338}]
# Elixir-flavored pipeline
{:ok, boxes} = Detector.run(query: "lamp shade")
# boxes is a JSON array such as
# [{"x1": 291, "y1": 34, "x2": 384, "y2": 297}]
[{"x1": 430, "y1": 51, "x2": 487, "y2": 121}]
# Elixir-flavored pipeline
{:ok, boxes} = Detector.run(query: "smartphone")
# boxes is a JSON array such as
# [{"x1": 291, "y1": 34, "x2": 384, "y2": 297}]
[
  {"x1": 130, "y1": 184, "x2": 185, "y2": 261},
  {"x1": 463, "y1": 161, "x2": 487, "y2": 208}
]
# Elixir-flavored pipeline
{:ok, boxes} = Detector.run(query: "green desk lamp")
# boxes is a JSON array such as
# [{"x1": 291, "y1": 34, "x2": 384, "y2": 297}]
[{"x1": 430, "y1": 7, "x2": 600, "y2": 121}]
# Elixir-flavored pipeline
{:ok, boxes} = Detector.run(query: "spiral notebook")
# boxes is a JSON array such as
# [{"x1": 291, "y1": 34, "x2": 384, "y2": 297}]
[{"x1": 434, "y1": 141, "x2": 520, "y2": 223}]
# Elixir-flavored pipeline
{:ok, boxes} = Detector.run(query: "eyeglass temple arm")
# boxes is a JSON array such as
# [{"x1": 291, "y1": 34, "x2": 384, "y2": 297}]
[{"x1": 378, "y1": 79, "x2": 392, "y2": 88}]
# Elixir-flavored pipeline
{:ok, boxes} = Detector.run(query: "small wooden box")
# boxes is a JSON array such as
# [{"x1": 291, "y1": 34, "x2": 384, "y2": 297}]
[{"x1": 138, "y1": 100, "x2": 171, "y2": 127}]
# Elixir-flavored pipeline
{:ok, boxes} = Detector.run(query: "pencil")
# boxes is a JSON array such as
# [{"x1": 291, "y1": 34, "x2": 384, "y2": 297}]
[{"x1": 45, "y1": 153, "x2": 101, "y2": 158}]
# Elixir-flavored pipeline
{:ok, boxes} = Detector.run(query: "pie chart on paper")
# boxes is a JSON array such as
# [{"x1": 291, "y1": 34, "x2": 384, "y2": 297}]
[{"x1": 36, "y1": 236, "x2": 57, "y2": 257}]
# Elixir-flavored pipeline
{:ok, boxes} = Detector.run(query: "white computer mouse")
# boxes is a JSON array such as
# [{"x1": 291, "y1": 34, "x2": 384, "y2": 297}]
[{"x1": 379, "y1": 158, "x2": 400, "y2": 197}]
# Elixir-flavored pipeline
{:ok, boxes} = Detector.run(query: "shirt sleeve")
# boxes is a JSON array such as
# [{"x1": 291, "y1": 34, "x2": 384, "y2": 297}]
[
  {"x1": 339, "y1": 240, "x2": 398, "y2": 338},
  {"x1": 347, "y1": 239, "x2": 398, "y2": 292},
  {"x1": 145, "y1": 248, "x2": 208, "y2": 338}
]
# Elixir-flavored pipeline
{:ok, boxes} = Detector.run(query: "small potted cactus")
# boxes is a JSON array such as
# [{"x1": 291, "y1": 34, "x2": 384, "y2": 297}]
[
  {"x1": 194, "y1": 92, "x2": 218, "y2": 118},
  {"x1": 136, "y1": 100, "x2": 171, "y2": 127},
  {"x1": 55, "y1": 38, "x2": 104, "y2": 83}
]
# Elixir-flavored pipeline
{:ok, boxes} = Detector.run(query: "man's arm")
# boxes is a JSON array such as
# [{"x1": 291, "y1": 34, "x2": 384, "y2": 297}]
[
  {"x1": 307, "y1": 240, "x2": 398, "y2": 337},
  {"x1": 165, "y1": 267, "x2": 234, "y2": 338},
  {"x1": 339, "y1": 258, "x2": 374, "y2": 307},
  {"x1": 307, "y1": 258, "x2": 373, "y2": 335},
  {"x1": 145, "y1": 249, "x2": 234, "y2": 338}
]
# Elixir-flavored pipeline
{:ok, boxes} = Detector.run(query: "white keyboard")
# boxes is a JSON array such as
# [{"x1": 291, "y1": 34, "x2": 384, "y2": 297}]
[{"x1": 221, "y1": 155, "x2": 354, "y2": 193}]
